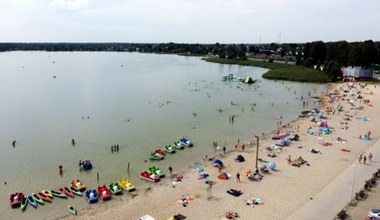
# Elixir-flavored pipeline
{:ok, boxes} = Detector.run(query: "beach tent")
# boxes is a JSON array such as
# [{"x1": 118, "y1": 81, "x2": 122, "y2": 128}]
[
  {"x1": 218, "y1": 172, "x2": 229, "y2": 180},
  {"x1": 213, "y1": 159, "x2": 223, "y2": 166},
  {"x1": 236, "y1": 155, "x2": 245, "y2": 162}
]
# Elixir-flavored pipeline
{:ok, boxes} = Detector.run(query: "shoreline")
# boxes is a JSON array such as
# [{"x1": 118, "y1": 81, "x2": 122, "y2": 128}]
[{"x1": 54, "y1": 81, "x2": 380, "y2": 220}]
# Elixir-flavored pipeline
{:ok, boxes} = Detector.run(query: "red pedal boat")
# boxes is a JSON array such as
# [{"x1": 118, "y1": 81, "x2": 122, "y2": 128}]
[
  {"x1": 10, "y1": 192, "x2": 24, "y2": 208},
  {"x1": 140, "y1": 171, "x2": 160, "y2": 182},
  {"x1": 97, "y1": 185, "x2": 111, "y2": 200}
]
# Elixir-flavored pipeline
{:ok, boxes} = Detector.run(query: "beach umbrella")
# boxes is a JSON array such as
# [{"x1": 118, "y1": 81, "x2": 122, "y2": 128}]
[
  {"x1": 268, "y1": 162, "x2": 276, "y2": 170},
  {"x1": 213, "y1": 159, "x2": 223, "y2": 166}
]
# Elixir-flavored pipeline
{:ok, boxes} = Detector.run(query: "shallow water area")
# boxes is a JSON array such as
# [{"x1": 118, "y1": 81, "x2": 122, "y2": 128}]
[{"x1": 0, "y1": 52, "x2": 327, "y2": 219}]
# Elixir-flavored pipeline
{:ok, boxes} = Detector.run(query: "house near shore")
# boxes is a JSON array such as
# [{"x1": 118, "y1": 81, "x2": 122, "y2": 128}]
[{"x1": 341, "y1": 66, "x2": 374, "y2": 81}]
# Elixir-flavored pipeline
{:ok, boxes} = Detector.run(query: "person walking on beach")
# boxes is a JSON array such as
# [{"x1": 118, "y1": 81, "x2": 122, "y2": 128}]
[
  {"x1": 236, "y1": 171, "x2": 241, "y2": 183},
  {"x1": 363, "y1": 155, "x2": 367, "y2": 164},
  {"x1": 168, "y1": 166, "x2": 173, "y2": 175},
  {"x1": 359, "y1": 154, "x2": 363, "y2": 163},
  {"x1": 241, "y1": 144, "x2": 245, "y2": 151},
  {"x1": 368, "y1": 152, "x2": 373, "y2": 161},
  {"x1": 287, "y1": 155, "x2": 292, "y2": 164},
  {"x1": 223, "y1": 146, "x2": 226, "y2": 154}
]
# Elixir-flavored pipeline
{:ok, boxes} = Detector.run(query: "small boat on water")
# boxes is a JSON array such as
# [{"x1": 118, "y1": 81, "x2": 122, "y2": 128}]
[
  {"x1": 172, "y1": 141, "x2": 185, "y2": 150},
  {"x1": 31, "y1": 193, "x2": 44, "y2": 205},
  {"x1": 70, "y1": 179, "x2": 86, "y2": 192},
  {"x1": 26, "y1": 194, "x2": 38, "y2": 208},
  {"x1": 149, "y1": 152, "x2": 164, "y2": 160},
  {"x1": 10, "y1": 192, "x2": 24, "y2": 208},
  {"x1": 58, "y1": 186, "x2": 75, "y2": 198},
  {"x1": 50, "y1": 190, "x2": 67, "y2": 199},
  {"x1": 109, "y1": 183, "x2": 122, "y2": 195},
  {"x1": 140, "y1": 171, "x2": 160, "y2": 182},
  {"x1": 80, "y1": 160, "x2": 93, "y2": 171},
  {"x1": 20, "y1": 195, "x2": 27, "y2": 211},
  {"x1": 222, "y1": 74, "x2": 241, "y2": 82},
  {"x1": 98, "y1": 185, "x2": 111, "y2": 201},
  {"x1": 85, "y1": 189, "x2": 99, "y2": 203},
  {"x1": 36, "y1": 192, "x2": 52, "y2": 202},
  {"x1": 163, "y1": 145, "x2": 176, "y2": 153},
  {"x1": 40, "y1": 190, "x2": 53, "y2": 198},
  {"x1": 68, "y1": 205, "x2": 77, "y2": 215},
  {"x1": 179, "y1": 138, "x2": 193, "y2": 147},
  {"x1": 118, "y1": 178, "x2": 136, "y2": 191},
  {"x1": 69, "y1": 186, "x2": 83, "y2": 196},
  {"x1": 149, "y1": 166, "x2": 165, "y2": 178}
]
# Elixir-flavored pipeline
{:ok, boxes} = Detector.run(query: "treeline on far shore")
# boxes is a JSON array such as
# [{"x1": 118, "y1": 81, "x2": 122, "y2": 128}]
[{"x1": 1, "y1": 40, "x2": 379, "y2": 83}]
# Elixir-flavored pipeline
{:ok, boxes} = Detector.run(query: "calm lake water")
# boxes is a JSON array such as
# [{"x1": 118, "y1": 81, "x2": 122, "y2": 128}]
[{"x1": 0, "y1": 52, "x2": 327, "y2": 219}]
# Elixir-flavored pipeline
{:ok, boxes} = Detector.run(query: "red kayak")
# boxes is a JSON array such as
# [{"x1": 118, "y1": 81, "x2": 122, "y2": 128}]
[
  {"x1": 97, "y1": 185, "x2": 111, "y2": 200},
  {"x1": 10, "y1": 192, "x2": 24, "y2": 208},
  {"x1": 140, "y1": 171, "x2": 160, "y2": 182},
  {"x1": 58, "y1": 186, "x2": 75, "y2": 198},
  {"x1": 36, "y1": 192, "x2": 53, "y2": 202}
]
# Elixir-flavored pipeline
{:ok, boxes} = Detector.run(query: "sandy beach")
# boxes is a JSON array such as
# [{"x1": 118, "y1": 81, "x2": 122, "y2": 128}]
[{"x1": 53, "y1": 82, "x2": 380, "y2": 220}]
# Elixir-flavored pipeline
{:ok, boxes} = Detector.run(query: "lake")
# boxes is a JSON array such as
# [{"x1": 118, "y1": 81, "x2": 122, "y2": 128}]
[{"x1": 0, "y1": 52, "x2": 327, "y2": 219}]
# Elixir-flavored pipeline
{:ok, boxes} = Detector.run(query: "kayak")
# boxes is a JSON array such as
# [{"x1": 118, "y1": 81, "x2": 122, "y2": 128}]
[
  {"x1": 118, "y1": 178, "x2": 136, "y2": 191},
  {"x1": 149, "y1": 166, "x2": 165, "y2": 178},
  {"x1": 50, "y1": 190, "x2": 67, "y2": 199},
  {"x1": 31, "y1": 193, "x2": 44, "y2": 205},
  {"x1": 163, "y1": 145, "x2": 176, "y2": 153},
  {"x1": 109, "y1": 183, "x2": 123, "y2": 195},
  {"x1": 26, "y1": 194, "x2": 38, "y2": 208},
  {"x1": 36, "y1": 192, "x2": 52, "y2": 202},
  {"x1": 68, "y1": 205, "x2": 77, "y2": 215},
  {"x1": 69, "y1": 186, "x2": 83, "y2": 196},
  {"x1": 20, "y1": 195, "x2": 27, "y2": 211},
  {"x1": 40, "y1": 190, "x2": 53, "y2": 198},
  {"x1": 58, "y1": 186, "x2": 75, "y2": 198}
]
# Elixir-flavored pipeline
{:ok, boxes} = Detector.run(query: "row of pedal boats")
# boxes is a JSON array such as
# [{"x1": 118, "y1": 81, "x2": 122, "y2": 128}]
[
  {"x1": 10, "y1": 178, "x2": 135, "y2": 213},
  {"x1": 149, "y1": 138, "x2": 194, "y2": 160}
]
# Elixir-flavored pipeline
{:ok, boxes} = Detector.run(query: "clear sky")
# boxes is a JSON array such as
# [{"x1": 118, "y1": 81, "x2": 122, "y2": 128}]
[{"x1": 1, "y1": 0, "x2": 379, "y2": 44}]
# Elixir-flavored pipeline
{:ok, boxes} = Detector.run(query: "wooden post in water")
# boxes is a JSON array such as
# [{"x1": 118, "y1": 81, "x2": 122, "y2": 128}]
[
  {"x1": 97, "y1": 172, "x2": 99, "y2": 184},
  {"x1": 127, "y1": 162, "x2": 130, "y2": 173}
]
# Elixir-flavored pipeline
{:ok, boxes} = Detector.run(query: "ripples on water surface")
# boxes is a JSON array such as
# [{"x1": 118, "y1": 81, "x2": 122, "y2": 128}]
[{"x1": 0, "y1": 52, "x2": 326, "y2": 219}]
